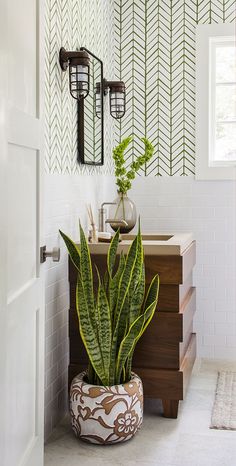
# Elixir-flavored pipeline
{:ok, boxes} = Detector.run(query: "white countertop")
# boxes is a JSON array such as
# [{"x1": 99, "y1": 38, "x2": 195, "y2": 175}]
[{"x1": 87, "y1": 232, "x2": 194, "y2": 256}]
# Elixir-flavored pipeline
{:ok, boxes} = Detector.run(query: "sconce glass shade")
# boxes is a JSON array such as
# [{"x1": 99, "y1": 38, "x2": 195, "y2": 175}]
[
  {"x1": 109, "y1": 82, "x2": 126, "y2": 119},
  {"x1": 69, "y1": 62, "x2": 89, "y2": 100},
  {"x1": 59, "y1": 48, "x2": 90, "y2": 100}
]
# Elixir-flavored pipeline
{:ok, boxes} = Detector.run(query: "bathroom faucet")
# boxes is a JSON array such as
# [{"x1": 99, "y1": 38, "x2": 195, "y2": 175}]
[
  {"x1": 98, "y1": 202, "x2": 116, "y2": 231},
  {"x1": 98, "y1": 202, "x2": 128, "y2": 231}
]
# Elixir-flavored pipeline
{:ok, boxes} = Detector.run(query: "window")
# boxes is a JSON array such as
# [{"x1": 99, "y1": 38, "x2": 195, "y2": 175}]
[
  {"x1": 196, "y1": 24, "x2": 236, "y2": 180},
  {"x1": 210, "y1": 37, "x2": 236, "y2": 165}
]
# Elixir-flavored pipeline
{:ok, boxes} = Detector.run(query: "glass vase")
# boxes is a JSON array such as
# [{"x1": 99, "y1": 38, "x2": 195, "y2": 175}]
[{"x1": 109, "y1": 192, "x2": 137, "y2": 233}]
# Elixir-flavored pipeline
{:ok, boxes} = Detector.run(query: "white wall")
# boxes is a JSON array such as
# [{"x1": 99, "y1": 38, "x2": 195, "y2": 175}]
[
  {"x1": 44, "y1": 173, "x2": 236, "y2": 440},
  {"x1": 129, "y1": 177, "x2": 236, "y2": 360},
  {"x1": 43, "y1": 0, "x2": 236, "y2": 443},
  {"x1": 43, "y1": 174, "x2": 117, "y2": 440},
  {"x1": 44, "y1": 0, "x2": 115, "y2": 440}
]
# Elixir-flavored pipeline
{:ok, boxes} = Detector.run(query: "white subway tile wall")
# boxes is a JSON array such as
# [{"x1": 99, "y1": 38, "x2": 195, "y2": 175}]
[
  {"x1": 44, "y1": 174, "x2": 117, "y2": 440},
  {"x1": 129, "y1": 177, "x2": 236, "y2": 361},
  {"x1": 44, "y1": 174, "x2": 236, "y2": 440}
]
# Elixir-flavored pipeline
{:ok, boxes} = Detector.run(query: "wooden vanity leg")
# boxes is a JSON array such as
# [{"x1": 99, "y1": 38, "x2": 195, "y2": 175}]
[{"x1": 162, "y1": 400, "x2": 179, "y2": 419}]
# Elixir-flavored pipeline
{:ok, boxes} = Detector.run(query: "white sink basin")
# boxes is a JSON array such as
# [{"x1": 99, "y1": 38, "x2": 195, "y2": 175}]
[
  {"x1": 88, "y1": 232, "x2": 193, "y2": 256},
  {"x1": 121, "y1": 234, "x2": 173, "y2": 241}
]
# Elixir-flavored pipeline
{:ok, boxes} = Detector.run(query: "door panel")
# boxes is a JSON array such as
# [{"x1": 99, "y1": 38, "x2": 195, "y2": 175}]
[
  {"x1": 7, "y1": 0, "x2": 37, "y2": 115},
  {"x1": 0, "y1": 0, "x2": 45, "y2": 465},
  {"x1": 7, "y1": 144, "x2": 37, "y2": 298},
  {"x1": 6, "y1": 294, "x2": 39, "y2": 465}
]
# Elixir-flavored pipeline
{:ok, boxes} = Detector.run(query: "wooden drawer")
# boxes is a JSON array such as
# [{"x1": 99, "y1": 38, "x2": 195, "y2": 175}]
[
  {"x1": 69, "y1": 287, "x2": 195, "y2": 340},
  {"x1": 69, "y1": 241, "x2": 196, "y2": 286},
  {"x1": 133, "y1": 288, "x2": 196, "y2": 370},
  {"x1": 133, "y1": 340, "x2": 180, "y2": 370},
  {"x1": 144, "y1": 242, "x2": 196, "y2": 285},
  {"x1": 69, "y1": 276, "x2": 193, "y2": 315},
  {"x1": 69, "y1": 248, "x2": 195, "y2": 315},
  {"x1": 69, "y1": 285, "x2": 196, "y2": 341},
  {"x1": 69, "y1": 288, "x2": 196, "y2": 371},
  {"x1": 132, "y1": 333, "x2": 196, "y2": 401},
  {"x1": 69, "y1": 333, "x2": 196, "y2": 401},
  {"x1": 182, "y1": 333, "x2": 197, "y2": 397}
]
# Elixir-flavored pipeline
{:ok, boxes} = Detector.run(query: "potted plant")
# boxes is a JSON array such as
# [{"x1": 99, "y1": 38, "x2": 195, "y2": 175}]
[
  {"x1": 59, "y1": 223, "x2": 159, "y2": 445},
  {"x1": 110, "y1": 136, "x2": 154, "y2": 233}
]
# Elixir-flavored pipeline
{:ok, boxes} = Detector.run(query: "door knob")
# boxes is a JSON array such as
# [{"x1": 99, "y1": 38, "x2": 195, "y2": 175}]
[{"x1": 40, "y1": 246, "x2": 60, "y2": 263}]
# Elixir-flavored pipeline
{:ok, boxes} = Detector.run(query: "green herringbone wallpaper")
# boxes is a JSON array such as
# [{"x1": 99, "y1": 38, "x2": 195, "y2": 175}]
[
  {"x1": 114, "y1": 0, "x2": 236, "y2": 176},
  {"x1": 45, "y1": 0, "x2": 115, "y2": 174}
]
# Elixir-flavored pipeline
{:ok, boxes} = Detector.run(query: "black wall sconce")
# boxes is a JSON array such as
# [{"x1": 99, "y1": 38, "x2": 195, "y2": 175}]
[
  {"x1": 59, "y1": 47, "x2": 90, "y2": 100},
  {"x1": 59, "y1": 46, "x2": 126, "y2": 165},
  {"x1": 96, "y1": 80, "x2": 126, "y2": 119}
]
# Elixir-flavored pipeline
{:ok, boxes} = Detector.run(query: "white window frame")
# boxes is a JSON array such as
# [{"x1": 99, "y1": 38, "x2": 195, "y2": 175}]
[{"x1": 196, "y1": 23, "x2": 236, "y2": 180}]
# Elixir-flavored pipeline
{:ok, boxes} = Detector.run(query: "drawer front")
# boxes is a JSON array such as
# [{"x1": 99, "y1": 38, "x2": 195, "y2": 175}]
[
  {"x1": 69, "y1": 287, "x2": 196, "y2": 371},
  {"x1": 180, "y1": 288, "x2": 196, "y2": 364},
  {"x1": 182, "y1": 333, "x2": 197, "y2": 397},
  {"x1": 69, "y1": 333, "x2": 196, "y2": 401},
  {"x1": 133, "y1": 340, "x2": 179, "y2": 369},
  {"x1": 132, "y1": 287, "x2": 196, "y2": 370},
  {"x1": 69, "y1": 241, "x2": 196, "y2": 286},
  {"x1": 70, "y1": 280, "x2": 193, "y2": 315},
  {"x1": 133, "y1": 333, "x2": 196, "y2": 401}
]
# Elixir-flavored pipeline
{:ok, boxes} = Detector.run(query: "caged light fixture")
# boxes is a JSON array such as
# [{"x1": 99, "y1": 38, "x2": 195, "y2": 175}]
[
  {"x1": 107, "y1": 80, "x2": 126, "y2": 119},
  {"x1": 59, "y1": 46, "x2": 126, "y2": 119},
  {"x1": 59, "y1": 47, "x2": 90, "y2": 100},
  {"x1": 59, "y1": 46, "x2": 105, "y2": 165},
  {"x1": 59, "y1": 46, "x2": 126, "y2": 165},
  {"x1": 95, "y1": 79, "x2": 126, "y2": 120}
]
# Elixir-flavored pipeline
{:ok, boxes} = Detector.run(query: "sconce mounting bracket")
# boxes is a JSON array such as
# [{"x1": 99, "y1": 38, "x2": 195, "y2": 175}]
[{"x1": 59, "y1": 47, "x2": 69, "y2": 71}]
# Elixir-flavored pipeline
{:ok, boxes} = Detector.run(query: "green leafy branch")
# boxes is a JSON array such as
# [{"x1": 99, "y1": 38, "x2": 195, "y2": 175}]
[{"x1": 112, "y1": 136, "x2": 155, "y2": 194}]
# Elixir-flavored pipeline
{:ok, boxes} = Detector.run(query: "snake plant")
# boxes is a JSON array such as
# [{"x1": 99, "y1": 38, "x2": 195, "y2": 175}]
[{"x1": 59, "y1": 223, "x2": 159, "y2": 386}]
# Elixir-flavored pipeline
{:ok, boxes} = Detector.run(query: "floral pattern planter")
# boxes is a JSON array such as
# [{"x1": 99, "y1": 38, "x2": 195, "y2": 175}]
[{"x1": 70, "y1": 371, "x2": 143, "y2": 444}]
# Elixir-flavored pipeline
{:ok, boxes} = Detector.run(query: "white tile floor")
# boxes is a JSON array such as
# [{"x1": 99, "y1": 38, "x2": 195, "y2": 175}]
[{"x1": 44, "y1": 360, "x2": 236, "y2": 466}]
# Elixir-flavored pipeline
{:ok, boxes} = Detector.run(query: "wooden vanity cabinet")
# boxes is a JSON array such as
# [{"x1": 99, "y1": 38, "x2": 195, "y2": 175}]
[{"x1": 68, "y1": 240, "x2": 196, "y2": 419}]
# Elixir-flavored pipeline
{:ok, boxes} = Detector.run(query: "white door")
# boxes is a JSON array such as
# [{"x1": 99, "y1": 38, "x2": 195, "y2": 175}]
[{"x1": 0, "y1": 0, "x2": 45, "y2": 465}]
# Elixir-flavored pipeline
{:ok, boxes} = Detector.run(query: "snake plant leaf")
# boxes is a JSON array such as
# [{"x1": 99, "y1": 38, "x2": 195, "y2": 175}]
[
  {"x1": 76, "y1": 274, "x2": 106, "y2": 384},
  {"x1": 97, "y1": 269, "x2": 112, "y2": 385},
  {"x1": 59, "y1": 230, "x2": 81, "y2": 271},
  {"x1": 115, "y1": 294, "x2": 130, "y2": 352},
  {"x1": 144, "y1": 272, "x2": 160, "y2": 316},
  {"x1": 125, "y1": 265, "x2": 145, "y2": 383},
  {"x1": 109, "y1": 252, "x2": 125, "y2": 319},
  {"x1": 124, "y1": 276, "x2": 159, "y2": 384},
  {"x1": 109, "y1": 293, "x2": 130, "y2": 384},
  {"x1": 114, "y1": 234, "x2": 139, "y2": 322},
  {"x1": 107, "y1": 229, "x2": 120, "y2": 278},
  {"x1": 129, "y1": 264, "x2": 145, "y2": 326},
  {"x1": 125, "y1": 346, "x2": 135, "y2": 383},
  {"x1": 140, "y1": 275, "x2": 160, "y2": 337},
  {"x1": 92, "y1": 264, "x2": 101, "y2": 329},
  {"x1": 128, "y1": 223, "x2": 143, "y2": 298},
  {"x1": 79, "y1": 222, "x2": 96, "y2": 331},
  {"x1": 111, "y1": 235, "x2": 140, "y2": 380},
  {"x1": 115, "y1": 274, "x2": 159, "y2": 383},
  {"x1": 114, "y1": 309, "x2": 147, "y2": 384},
  {"x1": 103, "y1": 270, "x2": 109, "y2": 292}
]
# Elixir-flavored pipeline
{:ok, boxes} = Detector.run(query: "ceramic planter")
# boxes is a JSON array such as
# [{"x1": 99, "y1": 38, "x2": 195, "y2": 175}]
[{"x1": 70, "y1": 371, "x2": 143, "y2": 445}]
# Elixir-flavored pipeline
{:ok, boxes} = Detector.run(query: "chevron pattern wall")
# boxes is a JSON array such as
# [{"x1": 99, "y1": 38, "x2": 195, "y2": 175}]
[
  {"x1": 44, "y1": 0, "x2": 115, "y2": 174},
  {"x1": 114, "y1": 0, "x2": 236, "y2": 176}
]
